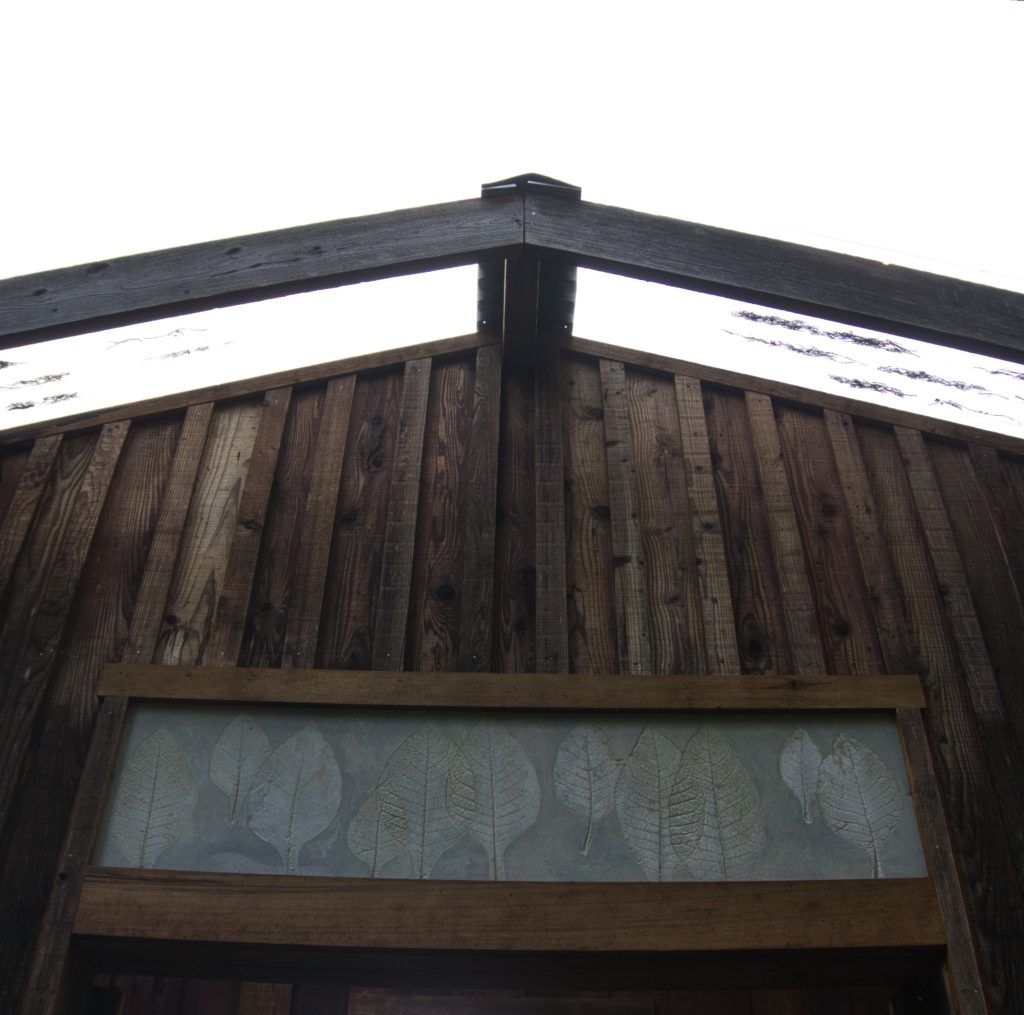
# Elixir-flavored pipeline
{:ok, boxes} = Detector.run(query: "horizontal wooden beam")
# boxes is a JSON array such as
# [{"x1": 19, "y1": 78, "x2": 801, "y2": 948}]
[
  {"x1": 75, "y1": 868, "x2": 944, "y2": 955},
  {"x1": 526, "y1": 194, "x2": 1024, "y2": 364},
  {"x1": 99, "y1": 664, "x2": 925, "y2": 710},
  {"x1": 0, "y1": 197, "x2": 523, "y2": 348}
]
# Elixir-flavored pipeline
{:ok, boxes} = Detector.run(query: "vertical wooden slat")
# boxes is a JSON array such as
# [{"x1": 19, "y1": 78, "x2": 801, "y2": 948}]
[
  {"x1": 745, "y1": 392, "x2": 826, "y2": 673},
  {"x1": 675, "y1": 376, "x2": 740, "y2": 674},
  {"x1": 21, "y1": 404, "x2": 212, "y2": 1015},
  {"x1": 282, "y1": 375, "x2": 355, "y2": 668},
  {"x1": 371, "y1": 358, "x2": 432, "y2": 671},
  {"x1": 600, "y1": 359, "x2": 651, "y2": 675},
  {"x1": 237, "y1": 981, "x2": 292, "y2": 1015},
  {"x1": 0, "y1": 444, "x2": 31, "y2": 526},
  {"x1": 826, "y1": 410, "x2": 985, "y2": 1014},
  {"x1": 458, "y1": 343, "x2": 503, "y2": 671},
  {"x1": 179, "y1": 978, "x2": 241, "y2": 1014},
  {"x1": 969, "y1": 444, "x2": 1024, "y2": 609},
  {"x1": 291, "y1": 983, "x2": 349, "y2": 1014},
  {"x1": 0, "y1": 434, "x2": 62, "y2": 604},
  {"x1": 205, "y1": 388, "x2": 292, "y2": 665}
]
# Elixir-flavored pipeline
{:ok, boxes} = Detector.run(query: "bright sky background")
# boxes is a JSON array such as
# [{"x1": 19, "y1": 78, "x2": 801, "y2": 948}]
[{"x1": 2, "y1": 1, "x2": 1023, "y2": 433}]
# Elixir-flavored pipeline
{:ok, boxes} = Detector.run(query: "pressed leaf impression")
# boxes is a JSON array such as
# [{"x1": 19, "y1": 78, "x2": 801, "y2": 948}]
[{"x1": 554, "y1": 725, "x2": 620, "y2": 854}]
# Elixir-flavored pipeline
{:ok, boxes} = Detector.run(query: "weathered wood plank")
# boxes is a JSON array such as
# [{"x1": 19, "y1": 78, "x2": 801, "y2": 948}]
[
  {"x1": 969, "y1": 444, "x2": 1024, "y2": 611},
  {"x1": 0, "y1": 434, "x2": 62, "y2": 605},
  {"x1": 774, "y1": 403, "x2": 883, "y2": 675},
  {"x1": 458, "y1": 343, "x2": 502, "y2": 671},
  {"x1": 20, "y1": 405, "x2": 213, "y2": 1015},
  {"x1": 625, "y1": 369, "x2": 703, "y2": 675},
  {"x1": 745, "y1": 393, "x2": 826, "y2": 673},
  {"x1": 154, "y1": 401, "x2": 262, "y2": 665},
  {"x1": 237, "y1": 982, "x2": 292, "y2": 1015},
  {"x1": 280, "y1": 376, "x2": 354, "y2": 668},
  {"x1": 318, "y1": 369, "x2": 403, "y2": 669},
  {"x1": 528, "y1": 194, "x2": 1024, "y2": 363},
  {"x1": 407, "y1": 356, "x2": 472, "y2": 671},
  {"x1": 674, "y1": 376, "x2": 740, "y2": 674},
  {"x1": 0, "y1": 444, "x2": 31, "y2": 527},
  {"x1": 205, "y1": 388, "x2": 292, "y2": 666},
  {"x1": 76, "y1": 868, "x2": 945, "y2": 954},
  {"x1": 101, "y1": 664, "x2": 925, "y2": 710},
  {"x1": 179, "y1": 978, "x2": 241, "y2": 1014},
  {"x1": 535, "y1": 341, "x2": 568, "y2": 673},
  {"x1": 857, "y1": 422, "x2": 1024, "y2": 1009},
  {"x1": 494, "y1": 367, "x2": 536, "y2": 673},
  {"x1": 2, "y1": 198, "x2": 522, "y2": 346},
  {"x1": 600, "y1": 360, "x2": 651, "y2": 675},
  {"x1": 372, "y1": 358, "x2": 432, "y2": 671}
]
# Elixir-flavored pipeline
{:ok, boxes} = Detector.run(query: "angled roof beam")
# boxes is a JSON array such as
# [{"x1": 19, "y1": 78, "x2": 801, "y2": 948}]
[
  {"x1": 523, "y1": 193, "x2": 1024, "y2": 365},
  {"x1": 0, "y1": 196, "x2": 523, "y2": 349}
]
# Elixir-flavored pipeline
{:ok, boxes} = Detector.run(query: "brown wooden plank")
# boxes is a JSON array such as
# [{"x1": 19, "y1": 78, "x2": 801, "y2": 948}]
[
  {"x1": 625, "y1": 369, "x2": 703, "y2": 675},
  {"x1": 75, "y1": 869, "x2": 945, "y2": 954},
  {"x1": 0, "y1": 434, "x2": 62, "y2": 604},
  {"x1": 535, "y1": 340, "x2": 568, "y2": 673},
  {"x1": 179, "y1": 978, "x2": 242, "y2": 1014},
  {"x1": 20, "y1": 405, "x2": 213, "y2": 1015},
  {"x1": 111, "y1": 975, "x2": 183, "y2": 1015},
  {"x1": 969, "y1": 444, "x2": 1024, "y2": 611},
  {"x1": 205, "y1": 388, "x2": 292, "y2": 666},
  {"x1": 561, "y1": 354, "x2": 616, "y2": 674},
  {"x1": 600, "y1": 359, "x2": 651, "y2": 675},
  {"x1": 0, "y1": 444, "x2": 31, "y2": 528},
  {"x1": 774, "y1": 403, "x2": 883, "y2": 675},
  {"x1": 280, "y1": 376, "x2": 354, "y2": 668},
  {"x1": 674, "y1": 376, "x2": 740, "y2": 674},
  {"x1": 237, "y1": 982, "x2": 292, "y2": 1015},
  {"x1": 371, "y1": 358, "x2": 432, "y2": 671},
  {"x1": 154, "y1": 401, "x2": 262, "y2": 665},
  {"x1": 0, "y1": 420, "x2": 179, "y2": 1013},
  {"x1": 0, "y1": 333, "x2": 493, "y2": 449},
  {"x1": 3, "y1": 197, "x2": 521, "y2": 346},
  {"x1": 857, "y1": 422, "x2": 1024, "y2": 1009},
  {"x1": 562, "y1": 335, "x2": 1024, "y2": 457},
  {"x1": 703, "y1": 388, "x2": 791, "y2": 674},
  {"x1": 318, "y1": 369, "x2": 403, "y2": 669},
  {"x1": 291, "y1": 983, "x2": 350, "y2": 1015},
  {"x1": 745, "y1": 393, "x2": 826, "y2": 673},
  {"x1": 407, "y1": 356, "x2": 472, "y2": 671},
  {"x1": 493, "y1": 367, "x2": 536, "y2": 673},
  {"x1": 458, "y1": 343, "x2": 502, "y2": 671},
  {"x1": 100, "y1": 664, "x2": 925, "y2": 710}
]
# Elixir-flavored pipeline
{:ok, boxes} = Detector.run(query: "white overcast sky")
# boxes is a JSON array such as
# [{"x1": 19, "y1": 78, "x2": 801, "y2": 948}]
[{"x1": 2, "y1": 1, "x2": 1023, "y2": 433}]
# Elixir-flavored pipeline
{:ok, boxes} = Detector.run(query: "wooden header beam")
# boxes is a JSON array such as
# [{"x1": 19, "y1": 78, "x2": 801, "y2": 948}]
[{"x1": 3, "y1": 177, "x2": 1023, "y2": 365}]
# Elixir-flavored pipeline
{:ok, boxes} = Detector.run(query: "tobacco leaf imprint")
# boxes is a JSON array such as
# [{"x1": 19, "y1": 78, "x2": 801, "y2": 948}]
[
  {"x1": 209, "y1": 714, "x2": 271, "y2": 823},
  {"x1": 108, "y1": 728, "x2": 197, "y2": 868},
  {"x1": 554, "y1": 725, "x2": 619, "y2": 854},
  {"x1": 817, "y1": 734, "x2": 901, "y2": 878},
  {"x1": 377, "y1": 725, "x2": 468, "y2": 878},
  {"x1": 347, "y1": 784, "x2": 406, "y2": 877},
  {"x1": 247, "y1": 725, "x2": 342, "y2": 874},
  {"x1": 677, "y1": 727, "x2": 765, "y2": 881},
  {"x1": 615, "y1": 728, "x2": 685, "y2": 882},
  {"x1": 779, "y1": 729, "x2": 822, "y2": 824},
  {"x1": 446, "y1": 723, "x2": 540, "y2": 880}
]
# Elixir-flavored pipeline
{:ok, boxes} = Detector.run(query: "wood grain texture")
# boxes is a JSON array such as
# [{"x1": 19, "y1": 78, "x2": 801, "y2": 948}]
[
  {"x1": 76, "y1": 869, "x2": 944, "y2": 954},
  {"x1": 703, "y1": 388, "x2": 791, "y2": 675},
  {"x1": 205, "y1": 388, "x2": 292, "y2": 666},
  {"x1": 0, "y1": 443, "x2": 31, "y2": 527},
  {"x1": 600, "y1": 360, "x2": 651, "y2": 675},
  {"x1": 774, "y1": 404, "x2": 882, "y2": 675},
  {"x1": 527, "y1": 194, "x2": 1024, "y2": 363},
  {"x1": 674, "y1": 376, "x2": 740, "y2": 674},
  {"x1": 562, "y1": 355, "x2": 616, "y2": 674},
  {"x1": 969, "y1": 444, "x2": 1024, "y2": 611},
  {"x1": 237, "y1": 982, "x2": 292, "y2": 1015},
  {"x1": 372, "y1": 359, "x2": 432, "y2": 671},
  {"x1": 493, "y1": 368, "x2": 535, "y2": 673},
  {"x1": 318, "y1": 369, "x2": 403, "y2": 669},
  {"x1": 458, "y1": 344, "x2": 502, "y2": 670},
  {"x1": 534, "y1": 341, "x2": 568, "y2": 673},
  {"x1": 626, "y1": 370, "x2": 703, "y2": 675},
  {"x1": 407, "y1": 356, "x2": 472, "y2": 671},
  {"x1": 154, "y1": 401, "x2": 261, "y2": 665},
  {"x1": 2, "y1": 197, "x2": 521, "y2": 345},
  {"x1": 101, "y1": 664, "x2": 925, "y2": 710},
  {"x1": 0, "y1": 434, "x2": 62, "y2": 604}
]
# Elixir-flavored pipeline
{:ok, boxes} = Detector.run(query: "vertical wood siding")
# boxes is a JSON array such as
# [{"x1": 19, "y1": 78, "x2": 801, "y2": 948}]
[{"x1": 1, "y1": 340, "x2": 1022, "y2": 1011}]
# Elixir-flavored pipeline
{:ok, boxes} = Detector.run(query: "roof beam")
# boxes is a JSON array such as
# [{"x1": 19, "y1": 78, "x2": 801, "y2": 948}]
[
  {"x1": 524, "y1": 193, "x2": 1024, "y2": 365},
  {"x1": 0, "y1": 196, "x2": 523, "y2": 349}
]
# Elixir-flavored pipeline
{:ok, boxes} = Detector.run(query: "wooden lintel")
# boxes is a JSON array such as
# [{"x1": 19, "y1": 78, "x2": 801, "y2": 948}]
[{"x1": 99, "y1": 664, "x2": 926, "y2": 710}]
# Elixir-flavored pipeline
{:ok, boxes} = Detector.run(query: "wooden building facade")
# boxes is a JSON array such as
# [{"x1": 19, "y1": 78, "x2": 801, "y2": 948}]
[{"x1": 1, "y1": 177, "x2": 1022, "y2": 1014}]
